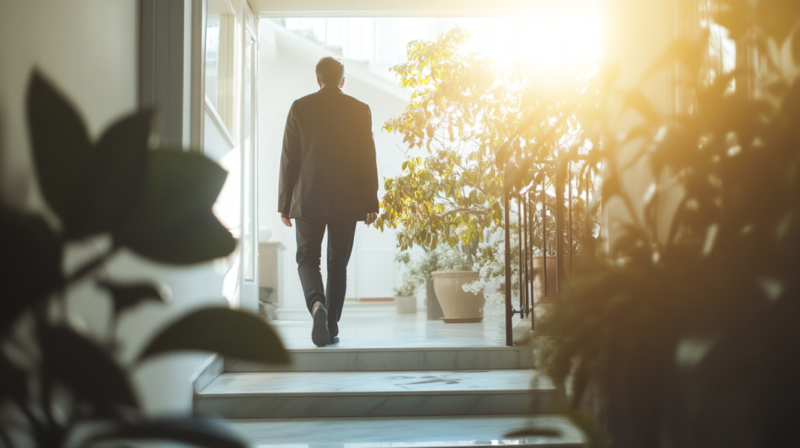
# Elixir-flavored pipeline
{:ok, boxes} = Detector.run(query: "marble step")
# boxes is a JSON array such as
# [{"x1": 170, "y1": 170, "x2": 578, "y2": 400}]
[
  {"x1": 226, "y1": 346, "x2": 534, "y2": 372},
  {"x1": 226, "y1": 414, "x2": 584, "y2": 447},
  {"x1": 196, "y1": 370, "x2": 559, "y2": 419}
]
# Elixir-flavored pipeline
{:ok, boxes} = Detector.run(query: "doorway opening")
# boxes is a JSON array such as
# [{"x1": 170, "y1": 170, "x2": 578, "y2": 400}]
[{"x1": 256, "y1": 13, "x2": 600, "y2": 348}]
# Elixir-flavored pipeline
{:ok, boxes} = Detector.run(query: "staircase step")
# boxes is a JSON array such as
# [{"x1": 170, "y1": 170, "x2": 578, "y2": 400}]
[
  {"x1": 196, "y1": 370, "x2": 559, "y2": 419},
  {"x1": 226, "y1": 415, "x2": 584, "y2": 447},
  {"x1": 226, "y1": 346, "x2": 534, "y2": 372}
]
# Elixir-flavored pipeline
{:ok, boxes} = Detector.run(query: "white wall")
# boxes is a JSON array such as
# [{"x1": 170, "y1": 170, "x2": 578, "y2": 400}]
[
  {"x1": 258, "y1": 19, "x2": 411, "y2": 310},
  {"x1": 0, "y1": 0, "x2": 226, "y2": 415}
]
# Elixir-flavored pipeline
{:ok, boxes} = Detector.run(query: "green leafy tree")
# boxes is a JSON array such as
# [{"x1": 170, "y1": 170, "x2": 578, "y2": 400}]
[{"x1": 377, "y1": 27, "x2": 591, "y2": 252}]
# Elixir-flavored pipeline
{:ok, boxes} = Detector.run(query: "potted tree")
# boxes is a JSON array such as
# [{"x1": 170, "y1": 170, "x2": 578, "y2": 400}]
[
  {"x1": 429, "y1": 244, "x2": 484, "y2": 323},
  {"x1": 375, "y1": 27, "x2": 592, "y2": 312},
  {"x1": 397, "y1": 245, "x2": 481, "y2": 322},
  {"x1": 375, "y1": 27, "x2": 588, "y2": 250}
]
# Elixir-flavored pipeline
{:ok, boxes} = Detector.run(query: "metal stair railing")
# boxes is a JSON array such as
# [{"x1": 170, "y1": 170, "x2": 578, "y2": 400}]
[{"x1": 496, "y1": 84, "x2": 593, "y2": 346}]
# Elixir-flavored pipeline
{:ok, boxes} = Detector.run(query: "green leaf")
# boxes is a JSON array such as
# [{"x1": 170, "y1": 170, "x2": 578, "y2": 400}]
[
  {"x1": 792, "y1": 27, "x2": 800, "y2": 67},
  {"x1": 114, "y1": 150, "x2": 236, "y2": 264},
  {"x1": 97, "y1": 280, "x2": 165, "y2": 316},
  {"x1": 555, "y1": 407, "x2": 611, "y2": 448},
  {"x1": 40, "y1": 326, "x2": 139, "y2": 409},
  {"x1": 26, "y1": 71, "x2": 154, "y2": 240},
  {"x1": 0, "y1": 352, "x2": 27, "y2": 402},
  {"x1": 620, "y1": 89, "x2": 659, "y2": 125},
  {"x1": 0, "y1": 206, "x2": 63, "y2": 334},
  {"x1": 65, "y1": 111, "x2": 153, "y2": 239},
  {"x1": 85, "y1": 417, "x2": 247, "y2": 448},
  {"x1": 645, "y1": 33, "x2": 708, "y2": 80},
  {"x1": 137, "y1": 307, "x2": 289, "y2": 364},
  {"x1": 27, "y1": 70, "x2": 92, "y2": 221}
]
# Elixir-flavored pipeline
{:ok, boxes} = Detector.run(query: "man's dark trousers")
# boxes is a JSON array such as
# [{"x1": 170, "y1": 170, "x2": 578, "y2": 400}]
[{"x1": 295, "y1": 217, "x2": 356, "y2": 338}]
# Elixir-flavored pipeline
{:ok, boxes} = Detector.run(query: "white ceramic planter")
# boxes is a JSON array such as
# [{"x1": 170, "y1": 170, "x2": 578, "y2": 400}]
[
  {"x1": 431, "y1": 271, "x2": 485, "y2": 323},
  {"x1": 395, "y1": 295, "x2": 417, "y2": 314}
]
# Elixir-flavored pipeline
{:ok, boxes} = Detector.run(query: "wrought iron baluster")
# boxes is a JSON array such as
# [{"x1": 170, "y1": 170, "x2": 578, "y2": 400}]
[
  {"x1": 585, "y1": 170, "x2": 590, "y2": 244},
  {"x1": 518, "y1": 194, "x2": 524, "y2": 313},
  {"x1": 542, "y1": 180, "x2": 547, "y2": 298},
  {"x1": 568, "y1": 163, "x2": 573, "y2": 275},
  {"x1": 526, "y1": 190, "x2": 532, "y2": 316},
  {"x1": 503, "y1": 168, "x2": 512, "y2": 346}
]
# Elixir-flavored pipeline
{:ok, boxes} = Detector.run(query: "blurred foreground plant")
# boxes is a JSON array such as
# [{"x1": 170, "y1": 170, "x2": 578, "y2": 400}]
[
  {"x1": 0, "y1": 71, "x2": 288, "y2": 448},
  {"x1": 535, "y1": 2, "x2": 800, "y2": 447}
]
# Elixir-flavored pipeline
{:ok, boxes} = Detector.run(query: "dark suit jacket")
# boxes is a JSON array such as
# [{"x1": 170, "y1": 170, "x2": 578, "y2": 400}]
[{"x1": 278, "y1": 86, "x2": 379, "y2": 221}]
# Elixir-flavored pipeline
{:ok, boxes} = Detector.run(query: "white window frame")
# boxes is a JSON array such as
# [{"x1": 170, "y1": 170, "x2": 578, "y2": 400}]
[{"x1": 205, "y1": 0, "x2": 237, "y2": 141}]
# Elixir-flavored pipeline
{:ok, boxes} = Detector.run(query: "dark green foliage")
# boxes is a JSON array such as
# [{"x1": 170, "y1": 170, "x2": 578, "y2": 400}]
[
  {"x1": 0, "y1": 71, "x2": 288, "y2": 448},
  {"x1": 537, "y1": 3, "x2": 800, "y2": 448},
  {"x1": 0, "y1": 206, "x2": 62, "y2": 332},
  {"x1": 27, "y1": 71, "x2": 93, "y2": 224},
  {"x1": 83, "y1": 417, "x2": 248, "y2": 448},
  {"x1": 114, "y1": 150, "x2": 236, "y2": 264},
  {"x1": 39, "y1": 326, "x2": 140, "y2": 410},
  {"x1": 97, "y1": 280, "x2": 166, "y2": 316},
  {"x1": 137, "y1": 307, "x2": 290, "y2": 364}
]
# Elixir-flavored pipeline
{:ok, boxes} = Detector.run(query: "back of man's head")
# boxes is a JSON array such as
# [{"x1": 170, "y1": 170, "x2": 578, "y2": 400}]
[{"x1": 316, "y1": 56, "x2": 345, "y2": 87}]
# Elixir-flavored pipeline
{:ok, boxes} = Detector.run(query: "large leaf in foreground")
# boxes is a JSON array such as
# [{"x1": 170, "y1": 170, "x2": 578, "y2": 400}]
[
  {"x1": 64, "y1": 111, "x2": 153, "y2": 239},
  {"x1": 114, "y1": 150, "x2": 235, "y2": 264},
  {"x1": 0, "y1": 206, "x2": 62, "y2": 334},
  {"x1": 0, "y1": 352, "x2": 27, "y2": 402},
  {"x1": 84, "y1": 417, "x2": 247, "y2": 448},
  {"x1": 27, "y1": 70, "x2": 91, "y2": 221},
  {"x1": 40, "y1": 326, "x2": 138, "y2": 410},
  {"x1": 96, "y1": 280, "x2": 166, "y2": 316},
  {"x1": 27, "y1": 71, "x2": 153, "y2": 239},
  {"x1": 137, "y1": 308, "x2": 288, "y2": 364}
]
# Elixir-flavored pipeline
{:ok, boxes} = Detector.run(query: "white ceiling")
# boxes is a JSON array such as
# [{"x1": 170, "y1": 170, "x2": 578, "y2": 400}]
[{"x1": 249, "y1": 0, "x2": 598, "y2": 17}]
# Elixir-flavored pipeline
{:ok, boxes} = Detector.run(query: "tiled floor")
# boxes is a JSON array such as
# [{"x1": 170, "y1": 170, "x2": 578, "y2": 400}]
[{"x1": 272, "y1": 302, "x2": 514, "y2": 349}]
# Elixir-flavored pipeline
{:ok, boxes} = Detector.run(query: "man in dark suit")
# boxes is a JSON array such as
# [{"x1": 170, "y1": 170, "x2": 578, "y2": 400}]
[{"x1": 278, "y1": 56, "x2": 379, "y2": 347}]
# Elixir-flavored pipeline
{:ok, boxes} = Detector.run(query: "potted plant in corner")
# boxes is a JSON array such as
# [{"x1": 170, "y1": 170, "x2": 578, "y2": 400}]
[
  {"x1": 392, "y1": 277, "x2": 418, "y2": 314},
  {"x1": 396, "y1": 249, "x2": 446, "y2": 319}
]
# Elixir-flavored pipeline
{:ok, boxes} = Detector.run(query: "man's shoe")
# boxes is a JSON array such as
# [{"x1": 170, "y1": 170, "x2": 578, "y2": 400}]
[
  {"x1": 311, "y1": 302, "x2": 329, "y2": 347},
  {"x1": 329, "y1": 336, "x2": 340, "y2": 344}
]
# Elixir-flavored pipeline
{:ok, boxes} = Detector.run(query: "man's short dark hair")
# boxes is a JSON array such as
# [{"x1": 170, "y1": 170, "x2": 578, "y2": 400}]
[{"x1": 316, "y1": 57, "x2": 345, "y2": 86}]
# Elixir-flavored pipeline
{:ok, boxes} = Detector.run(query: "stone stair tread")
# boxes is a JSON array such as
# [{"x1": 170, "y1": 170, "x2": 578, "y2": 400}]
[
  {"x1": 226, "y1": 414, "x2": 584, "y2": 447},
  {"x1": 282, "y1": 346, "x2": 521, "y2": 353},
  {"x1": 200, "y1": 370, "x2": 554, "y2": 397},
  {"x1": 226, "y1": 346, "x2": 534, "y2": 372}
]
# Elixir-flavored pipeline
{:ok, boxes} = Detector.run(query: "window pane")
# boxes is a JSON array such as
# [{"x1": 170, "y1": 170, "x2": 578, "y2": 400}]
[{"x1": 205, "y1": 0, "x2": 226, "y2": 110}]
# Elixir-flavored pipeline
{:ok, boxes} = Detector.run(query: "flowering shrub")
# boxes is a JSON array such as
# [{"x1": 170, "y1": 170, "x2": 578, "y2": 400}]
[{"x1": 462, "y1": 227, "x2": 543, "y2": 305}]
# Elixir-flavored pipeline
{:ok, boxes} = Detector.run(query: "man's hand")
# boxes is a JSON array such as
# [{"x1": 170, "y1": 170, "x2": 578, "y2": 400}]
[
  {"x1": 365, "y1": 212, "x2": 378, "y2": 226},
  {"x1": 280, "y1": 213, "x2": 292, "y2": 227}
]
